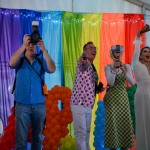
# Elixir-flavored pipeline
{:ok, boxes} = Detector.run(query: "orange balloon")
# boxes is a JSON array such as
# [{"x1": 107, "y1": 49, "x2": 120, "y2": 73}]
[
  {"x1": 53, "y1": 134, "x2": 60, "y2": 141},
  {"x1": 55, "y1": 125, "x2": 61, "y2": 131},
  {"x1": 54, "y1": 93, "x2": 61, "y2": 100},
  {"x1": 43, "y1": 144, "x2": 51, "y2": 150},
  {"x1": 48, "y1": 138, "x2": 56, "y2": 146},
  {"x1": 44, "y1": 85, "x2": 72, "y2": 148},
  {"x1": 46, "y1": 99, "x2": 53, "y2": 106},
  {"x1": 51, "y1": 145, "x2": 59, "y2": 150},
  {"x1": 47, "y1": 128, "x2": 57, "y2": 135},
  {"x1": 48, "y1": 109, "x2": 56, "y2": 115},
  {"x1": 51, "y1": 119, "x2": 58, "y2": 126},
  {"x1": 55, "y1": 114, "x2": 61, "y2": 121},
  {"x1": 61, "y1": 93, "x2": 67, "y2": 100},
  {"x1": 60, "y1": 117, "x2": 66, "y2": 125},
  {"x1": 61, "y1": 128, "x2": 69, "y2": 137}
]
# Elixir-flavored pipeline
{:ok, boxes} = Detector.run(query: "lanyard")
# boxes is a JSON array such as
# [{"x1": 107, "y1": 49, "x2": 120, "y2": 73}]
[{"x1": 25, "y1": 57, "x2": 44, "y2": 84}]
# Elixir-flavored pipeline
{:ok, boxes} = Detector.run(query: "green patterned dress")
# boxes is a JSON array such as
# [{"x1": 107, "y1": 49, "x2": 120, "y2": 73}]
[{"x1": 104, "y1": 72, "x2": 134, "y2": 149}]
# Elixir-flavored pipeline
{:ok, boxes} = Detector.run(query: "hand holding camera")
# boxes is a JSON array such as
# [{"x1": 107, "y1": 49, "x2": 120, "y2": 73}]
[
  {"x1": 79, "y1": 53, "x2": 87, "y2": 64},
  {"x1": 97, "y1": 82, "x2": 103, "y2": 90},
  {"x1": 96, "y1": 82, "x2": 107, "y2": 93},
  {"x1": 37, "y1": 40, "x2": 47, "y2": 53},
  {"x1": 23, "y1": 34, "x2": 31, "y2": 47},
  {"x1": 24, "y1": 21, "x2": 41, "y2": 46},
  {"x1": 114, "y1": 59, "x2": 121, "y2": 68},
  {"x1": 82, "y1": 53, "x2": 87, "y2": 60},
  {"x1": 120, "y1": 63, "x2": 127, "y2": 75},
  {"x1": 23, "y1": 21, "x2": 47, "y2": 53}
]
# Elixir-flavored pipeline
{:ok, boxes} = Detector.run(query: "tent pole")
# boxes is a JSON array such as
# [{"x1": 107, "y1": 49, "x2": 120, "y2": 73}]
[
  {"x1": 125, "y1": 0, "x2": 150, "y2": 13},
  {"x1": 72, "y1": 0, "x2": 74, "y2": 12}
]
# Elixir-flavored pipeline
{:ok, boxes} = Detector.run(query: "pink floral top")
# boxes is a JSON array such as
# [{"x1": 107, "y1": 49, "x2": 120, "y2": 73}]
[{"x1": 70, "y1": 59, "x2": 98, "y2": 108}]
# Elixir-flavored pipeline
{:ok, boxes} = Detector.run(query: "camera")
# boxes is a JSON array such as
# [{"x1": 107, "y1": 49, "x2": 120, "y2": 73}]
[
  {"x1": 82, "y1": 53, "x2": 87, "y2": 60},
  {"x1": 30, "y1": 21, "x2": 41, "y2": 44},
  {"x1": 115, "y1": 59, "x2": 121, "y2": 68},
  {"x1": 97, "y1": 82, "x2": 104, "y2": 91}
]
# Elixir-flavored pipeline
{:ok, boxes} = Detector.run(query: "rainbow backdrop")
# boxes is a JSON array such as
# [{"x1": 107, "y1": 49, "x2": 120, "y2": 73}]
[{"x1": 0, "y1": 8, "x2": 148, "y2": 150}]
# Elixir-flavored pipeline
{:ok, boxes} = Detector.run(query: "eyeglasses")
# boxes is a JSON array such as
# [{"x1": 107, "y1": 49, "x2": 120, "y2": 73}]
[
  {"x1": 85, "y1": 46, "x2": 97, "y2": 50},
  {"x1": 27, "y1": 42, "x2": 36, "y2": 47}
]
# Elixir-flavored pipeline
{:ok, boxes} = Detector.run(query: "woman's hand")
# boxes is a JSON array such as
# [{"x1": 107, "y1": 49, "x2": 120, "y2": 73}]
[
  {"x1": 120, "y1": 63, "x2": 127, "y2": 75},
  {"x1": 136, "y1": 31, "x2": 141, "y2": 40},
  {"x1": 113, "y1": 59, "x2": 121, "y2": 69}
]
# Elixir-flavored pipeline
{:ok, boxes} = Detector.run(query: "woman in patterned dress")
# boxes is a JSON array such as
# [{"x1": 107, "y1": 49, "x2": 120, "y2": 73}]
[
  {"x1": 131, "y1": 32, "x2": 150, "y2": 150},
  {"x1": 103, "y1": 45, "x2": 134, "y2": 150}
]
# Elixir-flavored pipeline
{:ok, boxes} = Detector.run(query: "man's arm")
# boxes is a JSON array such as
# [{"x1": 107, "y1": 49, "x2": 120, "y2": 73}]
[
  {"x1": 37, "y1": 40, "x2": 56, "y2": 73},
  {"x1": 9, "y1": 34, "x2": 29, "y2": 67}
]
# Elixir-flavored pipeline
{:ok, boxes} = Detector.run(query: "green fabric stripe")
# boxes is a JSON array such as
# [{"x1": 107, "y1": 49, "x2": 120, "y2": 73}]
[{"x1": 62, "y1": 12, "x2": 83, "y2": 89}]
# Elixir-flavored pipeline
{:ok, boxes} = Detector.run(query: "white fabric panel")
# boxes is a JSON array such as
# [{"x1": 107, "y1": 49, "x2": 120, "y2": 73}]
[
  {"x1": 0, "y1": 0, "x2": 72, "y2": 11},
  {"x1": 144, "y1": 14, "x2": 150, "y2": 47},
  {"x1": 145, "y1": 0, "x2": 150, "y2": 3},
  {"x1": 0, "y1": 0, "x2": 141, "y2": 13},
  {"x1": 145, "y1": 9, "x2": 150, "y2": 15},
  {"x1": 73, "y1": 0, "x2": 141, "y2": 13}
]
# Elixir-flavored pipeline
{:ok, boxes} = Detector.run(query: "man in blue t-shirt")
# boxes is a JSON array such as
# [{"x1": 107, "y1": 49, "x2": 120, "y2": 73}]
[{"x1": 9, "y1": 34, "x2": 56, "y2": 150}]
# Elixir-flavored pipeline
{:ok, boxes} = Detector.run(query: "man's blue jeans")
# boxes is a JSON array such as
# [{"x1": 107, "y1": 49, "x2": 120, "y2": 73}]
[{"x1": 15, "y1": 102, "x2": 46, "y2": 150}]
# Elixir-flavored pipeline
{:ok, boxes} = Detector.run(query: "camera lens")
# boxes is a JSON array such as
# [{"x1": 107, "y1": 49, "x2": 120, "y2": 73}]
[{"x1": 31, "y1": 32, "x2": 40, "y2": 44}]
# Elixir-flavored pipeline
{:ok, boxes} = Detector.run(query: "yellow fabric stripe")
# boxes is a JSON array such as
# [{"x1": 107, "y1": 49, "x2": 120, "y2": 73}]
[{"x1": 81, "y1": 13, "x2": 103, "y2": 150}]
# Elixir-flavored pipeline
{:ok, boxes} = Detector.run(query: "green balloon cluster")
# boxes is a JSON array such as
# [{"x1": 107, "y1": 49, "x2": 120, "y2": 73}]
[
  {"x1": 59, "y1": 135, "x2": 76, "y2": 150},
  {"x1": 126, "y1": 84, "x2": 137, "y2": 134}
]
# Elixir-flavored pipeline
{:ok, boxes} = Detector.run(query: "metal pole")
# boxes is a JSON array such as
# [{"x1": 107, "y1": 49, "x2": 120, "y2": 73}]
[
  {"x1": 125, "y1": 0, "x2": 150, "y2": 13},
  {"x1": 72, "y1": 0, "x2": 74, "y2": 12}
]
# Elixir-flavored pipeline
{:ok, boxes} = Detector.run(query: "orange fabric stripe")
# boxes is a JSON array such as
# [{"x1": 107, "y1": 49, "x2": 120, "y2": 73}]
[{"x1": 99, "y1": 13, "x2": 125, "y2": 99}]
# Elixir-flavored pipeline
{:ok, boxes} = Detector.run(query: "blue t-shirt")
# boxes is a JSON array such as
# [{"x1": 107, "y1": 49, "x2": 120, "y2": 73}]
[{"x1": 12, "y1": 57, "x2": 50, "y2": 104}]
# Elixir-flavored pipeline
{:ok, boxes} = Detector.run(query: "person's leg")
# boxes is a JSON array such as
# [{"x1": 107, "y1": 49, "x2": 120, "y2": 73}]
[
  {"x1": 71, "y1": 105, "x2": 87, "y2": 150},
  {"x1": 15, "y1": 103, "x2": 31, "y2": 150},
  {"x1": 85, "y1": 110, "x2": 92, "y2": 150},
  {"x1": 31, "y1": 102, "x2": 46, "y2": 150}
]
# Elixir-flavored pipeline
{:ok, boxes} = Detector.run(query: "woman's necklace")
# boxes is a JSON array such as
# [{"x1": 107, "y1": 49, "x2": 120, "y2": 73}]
[{"x1": 111, "y1": 68, "x2": 119, "y2": 74}]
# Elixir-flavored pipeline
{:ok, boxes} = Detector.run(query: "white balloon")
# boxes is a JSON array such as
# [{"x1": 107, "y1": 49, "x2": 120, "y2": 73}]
[{"x1": 0, "y1": 118, "x2": 4, "y2": 137}]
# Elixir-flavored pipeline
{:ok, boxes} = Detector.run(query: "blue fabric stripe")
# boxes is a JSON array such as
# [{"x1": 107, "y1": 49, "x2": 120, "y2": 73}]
[{"x1": 41, "y1": 11, "x2": 63, "y2": 89}]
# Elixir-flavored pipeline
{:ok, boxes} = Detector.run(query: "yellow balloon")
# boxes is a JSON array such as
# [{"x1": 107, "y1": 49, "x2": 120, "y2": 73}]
[
  {"x1": 59, "y1": 138, "x2": 65, "y2": 145},
  {"x1": 64, "y1": 142, "x2": 71, "y2": 149},
  {"x1": 59, "y1": 145, "x2": 65, "y2": 150}
]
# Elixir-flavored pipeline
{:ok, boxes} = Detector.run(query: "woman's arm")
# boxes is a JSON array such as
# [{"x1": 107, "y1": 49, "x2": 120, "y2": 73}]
[
  {"x1": 131, "y1": 32, "x2": 142, "y2": 70},
  {"x1": 124, "y1": 64, "x2": 134, "y2": 85},
  {"x1": 104, "y1": 65, "x2": 116, "y2": 86}
]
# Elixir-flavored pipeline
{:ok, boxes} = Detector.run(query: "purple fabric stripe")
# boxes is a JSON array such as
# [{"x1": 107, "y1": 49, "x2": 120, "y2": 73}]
[{"x1": 0, "y1": 8, "x2": 21, "y2": 126}]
